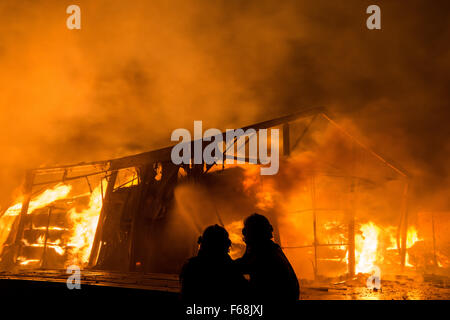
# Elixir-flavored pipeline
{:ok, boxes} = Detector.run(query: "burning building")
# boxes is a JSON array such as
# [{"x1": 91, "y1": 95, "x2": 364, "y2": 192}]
[{"x1": 0, "y1": 108, "x2": 447, "y2": 293}]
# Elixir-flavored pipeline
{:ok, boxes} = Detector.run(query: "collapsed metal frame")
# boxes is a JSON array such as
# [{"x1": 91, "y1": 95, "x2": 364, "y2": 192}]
[
  {"x1": 4, "y1": 107, "x2": 411, "y2": 275},
  {"x1": 279, "y1": 113, "x2": 410, "y2": 277}
]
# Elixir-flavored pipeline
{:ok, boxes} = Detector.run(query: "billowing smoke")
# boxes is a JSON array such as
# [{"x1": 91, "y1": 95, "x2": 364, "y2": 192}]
[{"x1": 0, "y1": 0, "x2": 449, "y2": 217}]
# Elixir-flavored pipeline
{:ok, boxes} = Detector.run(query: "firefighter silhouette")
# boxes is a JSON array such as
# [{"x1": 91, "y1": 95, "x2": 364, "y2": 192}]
[
  {"x1": 235, "y1": 213, "x2": 300, "y2": 301},
  {"x1": 179, "y1": 224, "x2": 249, "y2": 302}
]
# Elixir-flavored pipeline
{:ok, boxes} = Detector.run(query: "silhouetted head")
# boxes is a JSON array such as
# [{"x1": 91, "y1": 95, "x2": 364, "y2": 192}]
[
  {"x1": 242, "y1": 213, "x2": 273, "y2": 245},
  {"x1": 198, "y1": 224, "x2": 232, "y2": 255}
]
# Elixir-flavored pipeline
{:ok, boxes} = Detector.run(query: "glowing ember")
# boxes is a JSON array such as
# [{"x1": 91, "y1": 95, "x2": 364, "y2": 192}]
[
  {"x1": 31, "y1": 226, "x2": 67, "y2": 231},
  {"x1": 17, "y1": 258, "x2": 40, "y2": 266},
  {"x1": 28, "y1": 236, "x2": 65, "y2": 256}
]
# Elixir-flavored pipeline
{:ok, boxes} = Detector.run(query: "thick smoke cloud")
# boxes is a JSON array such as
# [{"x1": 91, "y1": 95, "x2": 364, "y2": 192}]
[{"x1": 0, "y1": 0, "x2": 449, "y2": 212}]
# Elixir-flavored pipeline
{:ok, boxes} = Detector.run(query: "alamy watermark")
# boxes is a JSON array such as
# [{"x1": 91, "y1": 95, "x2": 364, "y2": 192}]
[
  {"x1": 171, "y1": 121, "x2": 279, "y2": 175},
  {"x1": 66, "y1": 265, "x2": 81, "y2": 289},
  {"x1": 66, "y1": 5, "x2": 81, "y2": 30},
  {"x1": 366, "y1": 266, "x2": 381, "y2": 290},
  {"x1": 66, "y1": 5, "x2": 380, "y2": 31},
  {"x1": 366, "y1": 5, "x2": 381, "y2": 30}
]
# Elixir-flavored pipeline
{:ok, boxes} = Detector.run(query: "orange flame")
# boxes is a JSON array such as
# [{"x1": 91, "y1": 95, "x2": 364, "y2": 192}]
[
  {"x1": 65, "y1": 180, "x2": 106, "y2": 267},
  {"x1": 3, "y1": 184, "x2": 72, "y2": 217},
  {"x1": 1, "y1": 179, "x2": 107, "y2": 268},
  {"x1": 405, "y1": 226, "x2": 422, "y2": 267},
  {"x1": 355, "y1": 222, "x2": 380, "y2": 274},
  {"x1": 0, "y1": 184, "x2": 72, "y2": 254}
]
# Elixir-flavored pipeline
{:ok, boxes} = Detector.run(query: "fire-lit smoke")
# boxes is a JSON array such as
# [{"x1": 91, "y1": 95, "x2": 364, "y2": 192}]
[{"x1": 0, "y1": 0, "x2": 449, "y2": 215}]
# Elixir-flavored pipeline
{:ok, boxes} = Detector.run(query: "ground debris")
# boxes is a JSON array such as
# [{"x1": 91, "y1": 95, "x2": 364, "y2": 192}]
[{"x1": 300, "y1": 272, "x2": 450, "y2": 300}]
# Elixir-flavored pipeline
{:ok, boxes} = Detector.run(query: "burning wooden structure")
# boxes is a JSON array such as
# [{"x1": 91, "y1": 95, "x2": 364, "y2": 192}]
[{"x1": 1, "y1": 107, "x2": 439, "y2": 281}]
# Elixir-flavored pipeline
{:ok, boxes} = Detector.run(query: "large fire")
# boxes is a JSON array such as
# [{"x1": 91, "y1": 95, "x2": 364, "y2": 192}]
[
  {"x1": 0, "y1": 181, "x2": 105, "y2": 268},
  {"x1": 238, "y1": 164, "x2": 416, "y2": 277},
  {"x1": 65, "y1": 181, "x2": 106, "y2": 266},
  {"x1": 224, "y1": 208, "x2": 425, "y2": 278},
  {"x1": 3, "y1": 184, "x2": 72, "y2": 217},
  {"x1": 0, "y1": 184, "x2": 73, "y2": 259},
  {"x1": 353, "y1": 223, "x2": 423, "y2": 274},
  {"x1": 355, "y1": 222, "x2": 380, "y2": 274},
  {"x1": 0, "y1": 158, "x2": 431, "y2": 276}
]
